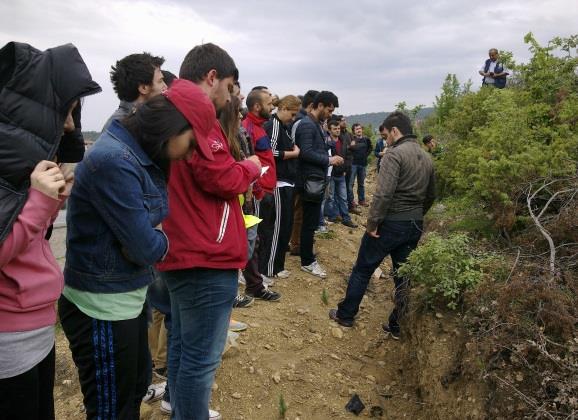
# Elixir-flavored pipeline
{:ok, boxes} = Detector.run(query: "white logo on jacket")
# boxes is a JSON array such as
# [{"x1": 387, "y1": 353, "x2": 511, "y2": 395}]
[{"x1": 211, "y1": 139, "x2": 224, "y2": 152}]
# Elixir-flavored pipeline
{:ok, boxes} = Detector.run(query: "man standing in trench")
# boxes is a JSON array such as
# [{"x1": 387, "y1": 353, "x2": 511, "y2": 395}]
[{"x1": 329, "y1": 111, "x2": 435, "y2": 339}]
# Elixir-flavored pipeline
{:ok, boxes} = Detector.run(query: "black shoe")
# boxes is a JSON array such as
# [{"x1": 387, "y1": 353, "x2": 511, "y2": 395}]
[
  {"x1": 249, "y1": 288, "x2": 281, "y2": 302},
  {"x1": 342, "y1": 220, "x2": 358, "y2": 228},
  {"x1": 233, "y1": 294, "x2": 254, "y2": 308},
  {"x1": 382, "y1": 323, "x2": 400, "y2": 340},
  {"x1": 154, "y1": 367, "x2": 168, "y2": 380},
  {"x1": 329, "y1": 309, "x2": 353, "y2": 327}
]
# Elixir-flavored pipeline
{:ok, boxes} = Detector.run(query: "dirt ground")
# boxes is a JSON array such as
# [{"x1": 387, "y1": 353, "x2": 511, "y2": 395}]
[{"x1": 50, "y1": 168, "x2": 486, "y2": 420}]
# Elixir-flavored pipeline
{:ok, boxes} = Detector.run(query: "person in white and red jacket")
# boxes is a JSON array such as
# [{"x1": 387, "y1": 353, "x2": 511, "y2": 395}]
[{"x1": 156, "y1": 43, "x2": 261, "y2": 420}]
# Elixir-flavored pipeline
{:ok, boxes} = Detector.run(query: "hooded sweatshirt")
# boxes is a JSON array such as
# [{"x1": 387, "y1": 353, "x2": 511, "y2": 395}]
[{"x1": 0, "y1": 42, "x2": 101, "y2": 332}]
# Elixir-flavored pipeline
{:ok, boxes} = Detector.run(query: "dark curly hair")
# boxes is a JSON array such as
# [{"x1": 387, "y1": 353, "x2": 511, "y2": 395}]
[{"x1": 110, "y1": 53, "x2": 165, "y2": 102}]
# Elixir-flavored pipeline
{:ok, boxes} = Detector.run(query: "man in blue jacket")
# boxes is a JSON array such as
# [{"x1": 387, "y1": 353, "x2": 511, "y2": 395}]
[{"x1": 295, "y1": 91, "x2": 343, "y2": 278}]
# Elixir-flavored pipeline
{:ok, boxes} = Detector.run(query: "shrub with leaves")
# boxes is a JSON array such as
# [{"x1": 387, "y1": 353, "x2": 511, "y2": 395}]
[
  {"x1": 398, "y1": 233, "x2": 483, "y2": 309},
  {"x1": 427, "y1": 33, "x2": 578, "y2": 234}
]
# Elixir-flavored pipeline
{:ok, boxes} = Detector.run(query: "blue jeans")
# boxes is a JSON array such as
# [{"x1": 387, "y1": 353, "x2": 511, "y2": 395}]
[
  {"x1": 161, "y1": 268, "x2": 237, "y2": 420},
  {"x1": 337, "y1": 220, "x2": 423, "y2": 333},
  {"x1": 348, "y1": 164, "x2": 367, "y2": 203},
  {"x1": 325, "y1": 176, "x2": 351, "y2": 222}
]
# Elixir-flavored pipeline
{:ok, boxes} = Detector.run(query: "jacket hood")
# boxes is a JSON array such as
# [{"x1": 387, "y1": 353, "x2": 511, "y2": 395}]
[{"x1": 0, "y1": 41, "x2": 101, "y2": 243}]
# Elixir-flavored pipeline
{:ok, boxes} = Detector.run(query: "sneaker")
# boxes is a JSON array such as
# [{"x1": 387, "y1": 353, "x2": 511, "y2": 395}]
[
  {"x1": 249, "y1": 288, "x2": 281, "y2": 301},
  {"x1": 209, "y1": 409, "x2": 222, "y2": 420},
  {"x1": 233, "y1": 294, "x2": 254, "y2": 308},
  {"x1": 154, "y1": 367, "x2": 167, "y2": 380},
  {"x1": 143, "y1": 381, "x2": 166, "y2": 403},
  {"x1": 229, "y1": 319, "x2": 248, "y2": 332},
  {"x1": 349, "y1": 207, "x2": 362, "y2": 215},
  {"x1": 301, "y1": 260, "x2": 327, "y2": 278},
  {"x1": 328, "y1": 309, "x2": 354, "y2": 327},
  {"x1": 382, "y1": 323, "x2": 400, "y2": 340},
  {"x1": 359, "y1": 200, "x2": 370, "y2": 207},
  {"x1": 261, "y1": 274, "x2": 275, "y2": 287},
  {"x1": 342, "y1": 220, "x2": 358, "y2": 228},
  {"x1": 325, "y1": 218, "x2": 335, "y2": 225},
  {"x1": 160, "y1": 400, "x2": 172, "y2": 414},
  {"x1": 315, "y1": 225, "x2": 329, "y2": 234},
  {"x1": 274, "y1": 270, "x2": 291, "y2": 279}
]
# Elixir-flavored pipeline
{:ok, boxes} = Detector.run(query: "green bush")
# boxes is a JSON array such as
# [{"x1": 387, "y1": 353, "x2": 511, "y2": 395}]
[
  {"x1": 427, "y1": 33, "x2": 578, "y2": 234},
  {"x1": 398, "y1": 233, "x2": 483, "y2": 309}
]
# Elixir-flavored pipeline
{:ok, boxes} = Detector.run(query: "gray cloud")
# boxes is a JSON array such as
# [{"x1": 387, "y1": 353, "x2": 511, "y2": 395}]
[{"x1": 1, "y1": 0, "x2": 576, "y2": 130}]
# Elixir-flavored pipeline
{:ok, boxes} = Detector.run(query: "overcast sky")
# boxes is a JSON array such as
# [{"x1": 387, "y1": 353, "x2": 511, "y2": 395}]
[{"x1": 1, "y1": 0, "x2": 577, "y2": 130}]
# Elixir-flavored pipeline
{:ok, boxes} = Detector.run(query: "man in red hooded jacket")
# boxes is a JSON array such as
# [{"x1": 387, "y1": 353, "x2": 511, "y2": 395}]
[{"x1": 156, "y1": 43, "x2": 261, "y2": 420}]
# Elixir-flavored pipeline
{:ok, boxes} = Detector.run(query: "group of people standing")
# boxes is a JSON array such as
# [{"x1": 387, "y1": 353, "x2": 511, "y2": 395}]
[{"x1": 0, "y1": 38, "x2": 439, "y2": 420}]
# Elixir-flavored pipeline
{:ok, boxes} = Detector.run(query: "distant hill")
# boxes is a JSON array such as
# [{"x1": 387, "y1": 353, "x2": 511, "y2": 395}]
[
  {"x1": 82, "y1": 131, "x2": 100, "y2": 143},
  {"x1": 345, "y1": 108, "x2": 434, "y2": 132}
]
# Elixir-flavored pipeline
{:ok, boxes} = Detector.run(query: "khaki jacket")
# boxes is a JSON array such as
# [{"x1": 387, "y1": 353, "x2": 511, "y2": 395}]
[{"x1": 367, "y1": 135, "x2": 435, "y2": 231}]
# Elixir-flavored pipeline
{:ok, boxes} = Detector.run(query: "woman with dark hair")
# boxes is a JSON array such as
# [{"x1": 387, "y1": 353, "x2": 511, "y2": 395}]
[
  {"x1": 0, "y1": 41, "x2": 101, "y2": 420},
  {"x1": 58, "y1": 79, "x2": 216, "y2": 420}
]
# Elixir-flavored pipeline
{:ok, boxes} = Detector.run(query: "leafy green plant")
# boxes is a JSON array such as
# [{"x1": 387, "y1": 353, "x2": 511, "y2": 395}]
[
  {"x1": 279, "y1": 394, "x2": 287, "y2": 418},
  {"x1": 426, "y1": 34, "x2": 578, "y2": 234},
  {"x1": 321, "y1": 288, "x2": 329, "y2": 305},
  {"x1": 398, "y1": 233, "x2": 483, "y2": 309}
]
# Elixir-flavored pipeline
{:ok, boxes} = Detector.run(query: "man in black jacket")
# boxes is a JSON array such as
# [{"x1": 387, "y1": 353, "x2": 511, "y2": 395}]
[
  {"x1": 325, "y1": 120, "x2": 357, "y2": 228},
  {"x1": 289, "y1": 89, "x2": 319, "y2": 256},
  {"x1": 295, "y1": 91, "x2": 343, "y2": 278},
  {"x1": 348, "y1": 123, "x2": 372, "y2": 207}
]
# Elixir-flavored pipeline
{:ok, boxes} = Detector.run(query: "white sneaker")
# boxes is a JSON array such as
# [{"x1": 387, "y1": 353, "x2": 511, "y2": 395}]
[
  {"x1": 261, "y1": 273, "x2": 275, "y2": 287},
  {"x1": 315, "y1": 225, "x2": 329, "y2": 234},
  {"x1": 229, "y1": 319, "x2": 248, "y2": 332},
  {"x1": 142, "y1": 381, "x2": 166, "y2": 403},
  {"x1": 275, "y1": 270, "x2": 291, "y2": 279},
  {"x1": 209, "y1": 409, "x2": 222, "y2": 420},
  {"x1": 159, "y1": 401, "x2": 219, "y2": 419},
  {"x1": 301, "y1": 261, "x2": 327, "y2": 278},
  {"x1": 160, "y1": 400, "x2": 172, "y2": 414}
]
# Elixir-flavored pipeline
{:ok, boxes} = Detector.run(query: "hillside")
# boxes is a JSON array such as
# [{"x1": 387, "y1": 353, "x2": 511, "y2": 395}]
[{"x1": 345, "y1": 108, "x2": 434, "y2": 130}]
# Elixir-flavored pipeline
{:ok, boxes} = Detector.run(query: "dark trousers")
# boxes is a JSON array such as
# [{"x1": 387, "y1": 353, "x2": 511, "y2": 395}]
[
  {"x1": 243, "y1": 234, "x2": 265, "y2": 295},
  {"x1": 337, "y1": 220, "x2": 423, "y2": 333},
  {"x1": 59, "y1": 296, "x2": 151, "y2": 420},
  {"x1": 0, "y1": 346, "x2": 55, "y2": 420},
  {"x1": 264, "y1": 186, "x2": 294, "y2": 276},
  {"x1": 289, "y1": 192, "x2": 303, "y2": 253},
  {"x1": 345, "y1": 170, "x2": 354, "y2": 208},
  {"x1": 147, "y1": 273, "x2": 172, "y2": 403},
  {"x1": 256, "y1": 192, "x2": 277, "y2": 276},
  {"x1": 300, "y1": 195, "x2": 322, "y2": 266}
]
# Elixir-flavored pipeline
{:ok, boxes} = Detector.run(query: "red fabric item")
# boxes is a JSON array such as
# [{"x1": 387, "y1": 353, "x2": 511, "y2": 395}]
[
  {"x1": 242, "y1": 113, "x2": 276, "y2": 197},
  {"x1": 0, "y1": 189, "x2": 64, "y2": 332},
  {"x1": 157, "y1": 120, "x2": 260, "y2": 271},
  {"x1": 336, "y1": 137, "x2": 343, "y2": 155},
  {"x1": 163, "y1": 79, "x2": 215, "y2": 161}
]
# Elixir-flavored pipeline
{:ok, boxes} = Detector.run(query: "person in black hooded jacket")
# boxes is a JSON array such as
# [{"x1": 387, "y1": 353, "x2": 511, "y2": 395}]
[{"x1": 0, "y1": 41, "x2": 101, "y2": 420}]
